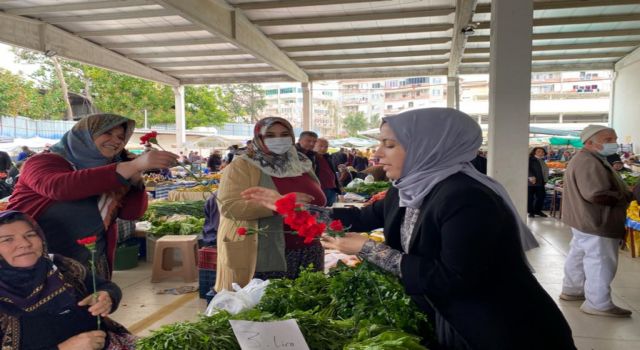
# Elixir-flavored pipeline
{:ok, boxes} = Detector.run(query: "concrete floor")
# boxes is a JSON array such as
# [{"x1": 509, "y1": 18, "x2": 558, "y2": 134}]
[{"x1": 110, "y1": 216, "x2": 640, "y2": 349}]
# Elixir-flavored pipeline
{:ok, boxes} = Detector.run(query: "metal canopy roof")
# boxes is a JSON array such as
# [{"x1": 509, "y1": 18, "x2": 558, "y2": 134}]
[{"x1": 0, "y1": 0, "x2": 638, "y2": 86}]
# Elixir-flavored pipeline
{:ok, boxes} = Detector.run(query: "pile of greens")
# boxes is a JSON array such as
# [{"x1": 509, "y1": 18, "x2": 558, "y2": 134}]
[
  {"x1": 346, "y1": 181, "x2": 391, "y2": 195},
  {"x1": 142, "y1": 200, "x2": 206, "y2": 221},
  {"x1": 623, "y1": 175, "x2": 640, "y2": 188},
  {"x1": 137, "y1": 262, "x2": 431, "y2": 349},
  {"x1": 148, "y1": 215, "x2": 205, "y2": 237}
]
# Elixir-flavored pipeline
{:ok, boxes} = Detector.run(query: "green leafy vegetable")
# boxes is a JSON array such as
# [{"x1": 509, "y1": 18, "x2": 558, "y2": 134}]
[
  {"x1": 142, "y1": 200, "x2": 206, "y2": 221},
  {"x1": 148, "y1": 216, "x2": 205, "y2": 237},
  {"x1": 346, "y1": 181, "x2": 391, "y2": 195}
]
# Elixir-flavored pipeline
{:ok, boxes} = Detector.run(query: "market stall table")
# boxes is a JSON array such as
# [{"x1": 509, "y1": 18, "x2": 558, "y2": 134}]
[
  {"x1": 167, "y1": 190, "x2": 214, "y2": 201},
  {"x1": 146, "y1": 181, "x2": 198, "y2": 199}
]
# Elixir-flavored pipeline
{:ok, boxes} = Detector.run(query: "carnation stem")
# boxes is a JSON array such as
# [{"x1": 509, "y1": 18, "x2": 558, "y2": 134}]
[{"x1": 90, "y1": 250, "x2": 101, "y2": 330}]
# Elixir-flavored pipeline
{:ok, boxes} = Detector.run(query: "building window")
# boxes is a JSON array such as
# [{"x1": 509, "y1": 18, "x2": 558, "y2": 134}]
[
  {"x1": 372, "y1": 83, "x2": 382, "y2": 89},
  {"x1": 387, "y1": 105, "x2": 392, "y2": 110},
  {"x1": 431, "y1": 89, "x2": 442, "y2": 96},
  {"x1": 408, "y1": 102, "x2": 414, "y2": 108}
]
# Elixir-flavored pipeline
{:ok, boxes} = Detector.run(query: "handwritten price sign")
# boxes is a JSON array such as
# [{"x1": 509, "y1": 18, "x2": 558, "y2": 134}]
[{"x1": 229, "y1": 319, "x2": 309, "y2": 350}]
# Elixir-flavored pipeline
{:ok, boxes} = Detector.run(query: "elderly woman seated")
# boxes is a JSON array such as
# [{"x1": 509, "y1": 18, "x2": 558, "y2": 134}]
[{"x1": 0, "y1": 211, "x2": 136, "y2": 350}]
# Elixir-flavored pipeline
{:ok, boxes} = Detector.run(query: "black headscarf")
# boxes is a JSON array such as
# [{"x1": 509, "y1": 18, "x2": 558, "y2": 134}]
[{"x1": 0, "y1": 211, "x2": 75, "y2": 313}]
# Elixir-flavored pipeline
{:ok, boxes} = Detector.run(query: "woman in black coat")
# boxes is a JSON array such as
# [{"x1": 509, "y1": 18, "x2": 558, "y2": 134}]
[
  {"x1": 528, "y1": 147, "x2": 549, "y2": 217},
  {"x1": 243, "y1": 108, "x2": 574, "y2": 350}
]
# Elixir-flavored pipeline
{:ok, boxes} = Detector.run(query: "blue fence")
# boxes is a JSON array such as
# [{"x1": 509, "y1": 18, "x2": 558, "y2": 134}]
[{"x1": 0, "y1": 116, "x2": 76, "y2": 139}]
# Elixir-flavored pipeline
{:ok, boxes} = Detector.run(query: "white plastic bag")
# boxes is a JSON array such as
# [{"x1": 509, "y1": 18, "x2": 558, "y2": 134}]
[{"x1": 205, "y1": 278, "x2": 270, "y2": 316}]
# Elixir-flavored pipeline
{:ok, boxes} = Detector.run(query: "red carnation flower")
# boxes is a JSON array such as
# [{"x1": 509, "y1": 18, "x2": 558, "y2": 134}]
[
  {"x1": 329, "y1": 220, "x2": 344, "y2": 232},
  {"x1": 236, "y1": 227, "x2": 248, "y2": 236},
  {"x1": 284, "y1": 210, "x2": 314, "y2": 230},
  {"x1": 77, "y1": 236, "x2": 97, "y2": 246},
  {"x1": 275, "y1": 193, "x2": 297, "y2": 215}
]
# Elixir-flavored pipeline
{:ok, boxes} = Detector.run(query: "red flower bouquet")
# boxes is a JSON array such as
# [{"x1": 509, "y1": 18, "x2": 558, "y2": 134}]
[{"x1": 236, "y1": 193, "x2": 348, "y2": 243}]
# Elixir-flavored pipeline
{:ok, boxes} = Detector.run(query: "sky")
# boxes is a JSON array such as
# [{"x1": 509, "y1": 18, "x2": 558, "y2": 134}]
[{"x1": 0, "y1": 42, "x2": 40, "y2": 77}]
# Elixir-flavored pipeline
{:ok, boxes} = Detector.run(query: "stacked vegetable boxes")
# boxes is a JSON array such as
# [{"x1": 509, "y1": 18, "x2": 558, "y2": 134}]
[{"x1": 198, "y1": 247, "x2": 217, "y2": 298}]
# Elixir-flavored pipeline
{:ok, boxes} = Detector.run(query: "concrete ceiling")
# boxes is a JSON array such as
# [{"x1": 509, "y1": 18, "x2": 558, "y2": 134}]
[{"x1": 0, "y1": 0, "x2": 638, "y2": 86}]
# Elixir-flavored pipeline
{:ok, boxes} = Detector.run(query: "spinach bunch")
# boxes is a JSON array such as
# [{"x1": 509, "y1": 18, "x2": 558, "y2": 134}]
[
  {"x1": 257, "y1": 265, "x2": 332, "y2": 316},
  {"x1": 329, "y1": 262, "x2": 428, "y2": 334},
  {"x1": 136, "y1": 311, "x2": 239, "y2": 350},
  {"x1": 142, "y1": 200, "x2": 206, "y2": 221}
]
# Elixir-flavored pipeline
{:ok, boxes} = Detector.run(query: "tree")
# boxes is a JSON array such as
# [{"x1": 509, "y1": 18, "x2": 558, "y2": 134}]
[
  {"x1": 368, "y1": 113, "x2": 381, "y2": 129},
  {"x1": 184, "y1": 85, "x2": 231, "y2": 128},
  {"x1": 343, "y1": 111, "x2": 368, "y2": 136},
  {"x1": 222, "y1": 84, "x2": 267, "y2": 123},
  {"x1": 13, "y1": 48, "x2": 74, "y2": 120},
  {"x1": 9, "y1": 48, "x2": 234, "y2": 127}
]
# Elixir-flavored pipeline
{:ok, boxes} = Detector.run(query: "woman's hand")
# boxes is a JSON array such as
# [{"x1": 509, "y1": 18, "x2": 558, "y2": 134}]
[
  {"x1": 132, "y1": 150, "x2": 179, "y2": 171},
  {"x1": 320, "y1": 233, "x2": 369, "y2": 255},
  {"x1": 242, "y1": 187, "x2": 315, "y2": 211},
  {"x1": 117, "y1": 150, "x2": 178, "y2": 179},
  {"x1": 78, "y1": 291, "x2": 113, "y2": 317},
  {"x1": 58, "y1": 331, "x2": 106, "y2": 350}
]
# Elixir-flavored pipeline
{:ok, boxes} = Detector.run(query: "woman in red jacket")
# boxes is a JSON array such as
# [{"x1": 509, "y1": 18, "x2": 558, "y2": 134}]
[{"x1": 8, "y1": 113, "x2": 177, "y2": 279}]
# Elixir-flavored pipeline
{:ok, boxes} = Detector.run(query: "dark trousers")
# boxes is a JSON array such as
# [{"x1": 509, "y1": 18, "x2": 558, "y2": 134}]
[
  {"x1": 528, "y1": 185, "x2": 546, "y2": 214},
  {"x1": 323, "y1": 188, "x2": 338, "y2": 207}
]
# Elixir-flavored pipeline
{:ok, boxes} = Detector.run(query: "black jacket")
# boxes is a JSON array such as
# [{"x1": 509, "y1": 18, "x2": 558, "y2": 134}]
[
  {"x1": 528, "y1": 156, "x2": 546, "y2": 186},
  {"x1": 332, "y1": 173, "x2": 575, "y2": 350},
  {"x1": 470, "y1": 155, "x2": 487, "y2": 174},
  {"x1": 295, "y1": 144, "x2": 317, "y2": 170},
  {"x1": 314, "y1": 153, "x2": 342, "y2": 193}
]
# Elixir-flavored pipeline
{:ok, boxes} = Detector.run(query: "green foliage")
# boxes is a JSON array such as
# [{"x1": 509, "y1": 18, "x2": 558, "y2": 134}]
[
  {"x1": 328, "y1": 262, "x2": 428, "y2": 334},
  {"x1": 137, "y1": 311, "x2": 240, "y2": 350},
  {"x1": 148, "y1": 216, "x2": 205, "y2": 237},
  {"x1": 137, "y1": 309, "x2": 357, "y2": 350},
  {"x1": 141, "y1": 200, "x2": 206, "y2": 221},
  {"x1": 368, "y1": 113, "x2": 381, "y2": 128},
  {"x1": 623, "y1": 175, "x2": 640, "y2": 187},
  {"x1": 222, "y1": 84, "x2": 266, "y2": 123},
  {"x1": 345, "y1": 330, "x2": 426, "y2": 349},
  {"x1": 138, "y1": 262, "x2": 430, "y2": 349},
  {"x1": 5, "y1": 49, "x2": 238, "y2": 127},
  {"x1": 257, "y1": 265, "x2": 332, "y2": 316},
  {"x1": 185, "y1": 85, "x2": 230, "y2": 128},
  {"x1": 343, "y1": 111, "x2": 368, "y2": 136},
  {"x1": 346, "y1": 181, "x2": 391, "y2": 195}
]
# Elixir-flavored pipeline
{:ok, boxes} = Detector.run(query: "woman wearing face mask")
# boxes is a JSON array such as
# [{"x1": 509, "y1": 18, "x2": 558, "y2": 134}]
[
  {"x1": 527, "y1": 147, "x2": 549, "y2": 218},
  {"x1": 8, "y1": 114, "x2": 178, "y2": 279},
  {"x1": 214, "y1": 117, "x2": 326, "y2": 292},
  {"x1": 243, "y1": 108, "x2": 575, "y2": 350}
]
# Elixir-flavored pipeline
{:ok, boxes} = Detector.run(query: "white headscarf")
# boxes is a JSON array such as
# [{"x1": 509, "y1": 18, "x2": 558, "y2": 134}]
[{"x1": 384, "y1": 108, "x2": 538, "y2": 251}]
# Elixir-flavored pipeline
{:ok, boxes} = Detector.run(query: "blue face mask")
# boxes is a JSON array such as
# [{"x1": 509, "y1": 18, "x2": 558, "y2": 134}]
[{"x1": 598, "y1": 143, "x2": 618, "y2": 156}]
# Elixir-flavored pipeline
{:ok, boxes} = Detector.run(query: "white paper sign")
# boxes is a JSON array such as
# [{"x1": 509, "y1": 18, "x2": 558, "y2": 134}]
[{"x1": 229, "y1": 319, "x2": 310, "y2": 350}]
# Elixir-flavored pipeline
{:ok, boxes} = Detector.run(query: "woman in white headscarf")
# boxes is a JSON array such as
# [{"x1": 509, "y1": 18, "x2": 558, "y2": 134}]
[{"x1": 243, "y1": 108, "x2": 575, "y2": 350}]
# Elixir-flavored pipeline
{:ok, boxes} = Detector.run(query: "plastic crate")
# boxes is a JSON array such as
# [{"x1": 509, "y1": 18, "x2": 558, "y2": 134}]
[
  {"x1": 199, "y1": 269, "x2": 216, "y2": 299},
  {"x1": 197, "y1": 247, "x2": 217, "y2": 270}
]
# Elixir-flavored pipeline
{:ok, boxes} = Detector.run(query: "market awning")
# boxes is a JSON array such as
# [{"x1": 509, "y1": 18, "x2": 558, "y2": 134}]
[
  {"x1": 549, "y1": 136, "x2": 583, "y2": 148},
  {"x1": 530, "y1": 126, "x2": 580, "y2": 137},
  {"x1": 329, "y1": 137, "x2": 378, "y2": 148}
]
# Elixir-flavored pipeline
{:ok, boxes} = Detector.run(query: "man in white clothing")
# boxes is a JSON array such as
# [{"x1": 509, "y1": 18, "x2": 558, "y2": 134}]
[{"x1": 560, "y1": 125, "x2": 632, "y2": 317}]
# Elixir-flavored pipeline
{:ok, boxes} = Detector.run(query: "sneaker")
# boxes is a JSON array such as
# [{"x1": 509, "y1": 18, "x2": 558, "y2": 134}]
[
  {"x1": 580, "y1": 304, "x2": 632, "y2": 317},
  {"x1": 535, "y1": 211, "x2": 548, "y2": 218},
  {"x1": 559, "y1": 293, "x2": 585, "y2": 301}
]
